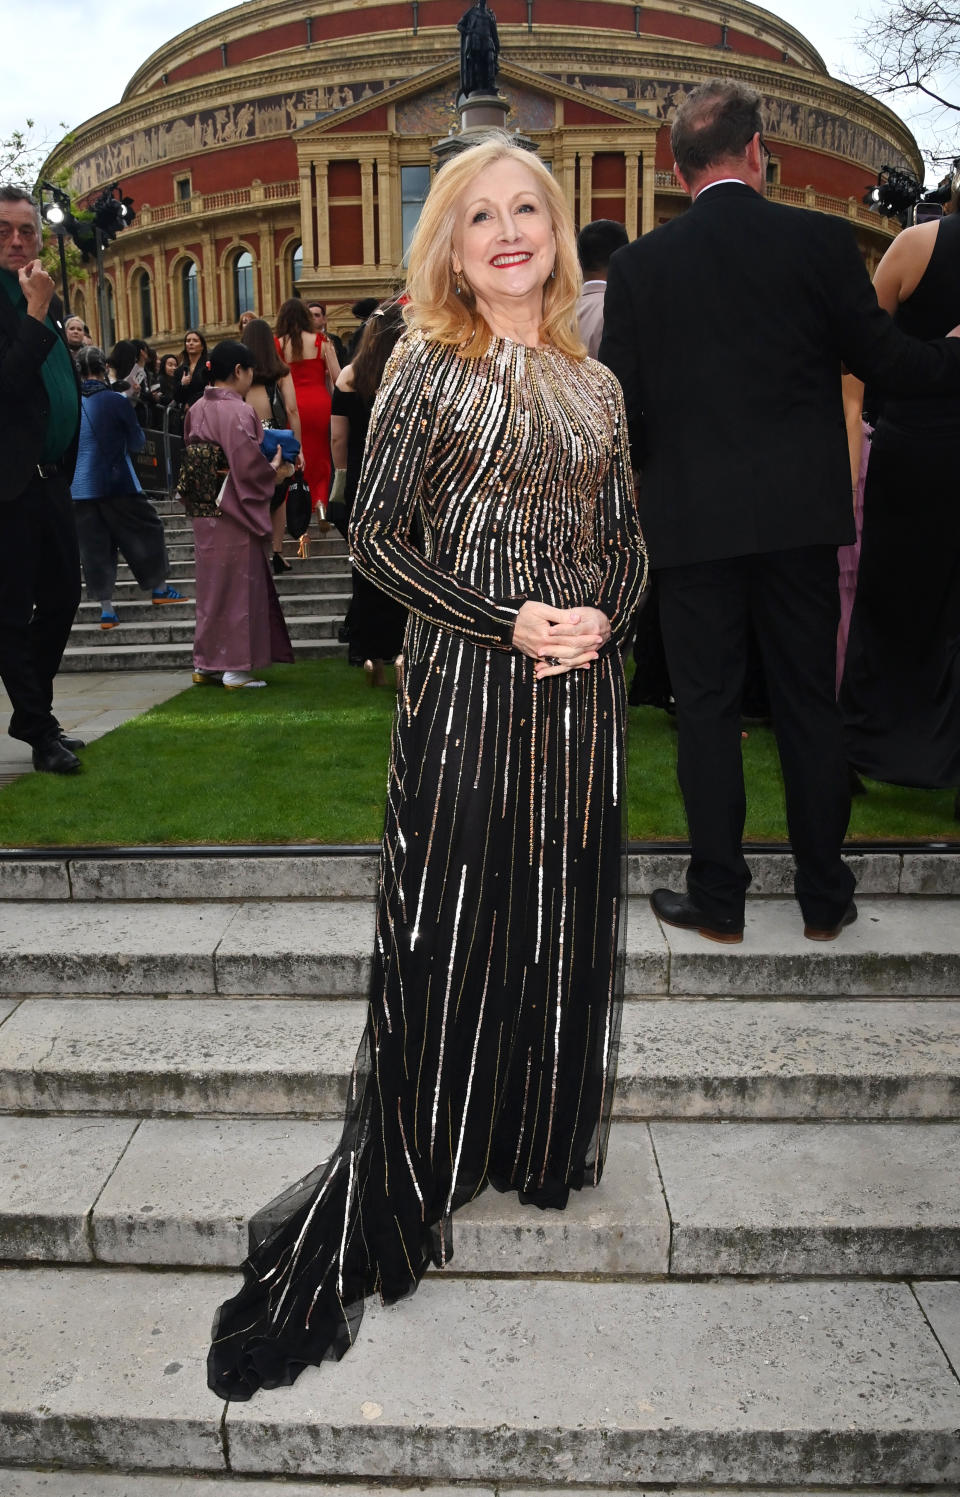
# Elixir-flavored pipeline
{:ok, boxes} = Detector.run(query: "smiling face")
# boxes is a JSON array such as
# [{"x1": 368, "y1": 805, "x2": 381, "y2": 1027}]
[
  {"x1": 451, "y1": 157, "x2": 556, "y2": 332},
  {"x1": 162, "y1": 354, "x2": 179, "y2": 377}
]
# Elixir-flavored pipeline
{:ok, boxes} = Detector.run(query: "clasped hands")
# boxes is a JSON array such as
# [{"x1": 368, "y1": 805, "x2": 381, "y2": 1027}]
[{"x1": 512, "y1": 600, "x2": 611, "y2": 681}]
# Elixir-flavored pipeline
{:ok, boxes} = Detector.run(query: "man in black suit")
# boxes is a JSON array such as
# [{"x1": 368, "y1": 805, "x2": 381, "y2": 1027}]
[
  {"x1": 600, "y1": 79, "x2": 960, "y2": 942},
  {"x1": 0, "y1": 185, "x2": 82, "y2": 774}
]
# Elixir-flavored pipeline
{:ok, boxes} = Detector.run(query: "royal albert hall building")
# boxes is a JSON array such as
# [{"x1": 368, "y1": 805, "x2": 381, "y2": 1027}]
[{"x1": 46, "y1": 0, "x2": 920, "y2": 351}]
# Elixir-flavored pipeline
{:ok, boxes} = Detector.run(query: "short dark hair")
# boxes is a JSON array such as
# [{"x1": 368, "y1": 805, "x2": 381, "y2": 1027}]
[
  {"x1": 0, "y1": 184, "x2": 41, "y2": 233},
  {"x1": 577, "y1": 219, "x2": 629, "y2": 274},
  {"x1": 671, "y1": 79, "x2": 763, "y2": 183},
  {"x1": 307, "y1": 301, "x2": 326, "y2": 314},
  {"x1": 208, "y1": 338, "x2": 255, "y2": 381},
  {"x1": 109, "y1": 340, "x2": 137, "y2": 379}
]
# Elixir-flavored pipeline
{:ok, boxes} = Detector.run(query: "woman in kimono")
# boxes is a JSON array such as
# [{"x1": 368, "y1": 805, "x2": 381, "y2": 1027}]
[{"x1": 186, "y1": 340, "x2": 294, "y2": 689}]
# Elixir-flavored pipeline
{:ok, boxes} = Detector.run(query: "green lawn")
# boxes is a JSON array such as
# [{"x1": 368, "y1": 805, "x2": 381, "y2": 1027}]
[{"x1": 0, "y1": 659, "x2": 956, "y2": 847}]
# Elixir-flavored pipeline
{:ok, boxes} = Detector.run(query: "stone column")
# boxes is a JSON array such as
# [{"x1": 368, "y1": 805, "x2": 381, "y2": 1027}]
[
  {"x1": 299, "y1": 163, "x2": 317, "y2": 271},
  {"x1": 578, "y1": 150, "x2": 593, "y2": 226},
  {"x1": 315, "y1": 162, "x2": 331, "y2": 270},
  {"x1": 154, "y1": 245, "x2": 169, "y2": 336},
  {"x1": 625, "y1": 154, "x2": 639, "y2": 240},
  {"x1": 377, "y1": 155, "x2": 394, "y2": 267},
  {"x1": 200, "y1": 232, "x2": 217, "y2": 325},
  {"x1": 360, "y1": 159, "x2": 376, "y2": 268},
  {"x1": 258, "y1": 219, "x2": 275, "y2": 318},
  {"x1": 641, "y1": 152, "x2": 656, "y2": 235}
]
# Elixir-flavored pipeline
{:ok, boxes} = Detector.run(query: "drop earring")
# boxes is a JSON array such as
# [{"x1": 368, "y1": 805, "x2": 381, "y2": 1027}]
[
  {"x1": 455, "y1": 270, "x2": 463, "y2": 296},
  {"x1": 550, "y1": 265, "x2": 556, "y2": 279}
]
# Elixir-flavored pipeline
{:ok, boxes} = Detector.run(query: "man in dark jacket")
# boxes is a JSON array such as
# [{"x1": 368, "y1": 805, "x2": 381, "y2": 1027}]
[
  {"x1": 0, "y1": 185, "x2": 82, "y2": 773},
  {"x1": 600, "y1": 79, "x2": 960, "y2": 943}
]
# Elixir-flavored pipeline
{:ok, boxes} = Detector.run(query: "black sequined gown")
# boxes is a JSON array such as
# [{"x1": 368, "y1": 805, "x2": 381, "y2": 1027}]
[{"x1": 208, "y1": 332, "x2": 648, "y2": 1400}]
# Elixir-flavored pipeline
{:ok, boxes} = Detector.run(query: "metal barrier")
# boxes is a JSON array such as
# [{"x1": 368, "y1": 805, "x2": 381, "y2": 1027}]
[{"x1": 133, "y1": 404, "x2": 185, "y2": 499}]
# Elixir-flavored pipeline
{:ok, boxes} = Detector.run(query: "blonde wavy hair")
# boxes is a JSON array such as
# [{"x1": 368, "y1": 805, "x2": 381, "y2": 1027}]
[{"x1": 404, "y1": 133, "x2": 586, "y2": 359}]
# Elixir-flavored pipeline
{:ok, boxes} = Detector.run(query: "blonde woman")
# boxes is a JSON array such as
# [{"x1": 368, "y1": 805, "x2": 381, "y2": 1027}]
[{"x1": 209, "y1": 133, "x2": 648, "y2": 1400}]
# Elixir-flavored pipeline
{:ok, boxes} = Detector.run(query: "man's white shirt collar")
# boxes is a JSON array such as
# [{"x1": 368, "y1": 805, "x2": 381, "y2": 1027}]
[{"x1": 694, "y1": 177, "x2": 750, "y2": 198}]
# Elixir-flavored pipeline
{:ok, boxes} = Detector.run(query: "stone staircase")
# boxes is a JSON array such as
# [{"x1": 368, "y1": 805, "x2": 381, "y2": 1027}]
[
  {"x1": 62, "y1": 493, "x2": 350, "y2": 671},
  {"x1": 0, "y1": 849, "x2": 959, "y2": 1492}
]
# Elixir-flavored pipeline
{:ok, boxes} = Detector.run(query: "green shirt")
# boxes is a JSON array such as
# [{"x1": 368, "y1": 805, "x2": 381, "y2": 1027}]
[{"x1": 0, "y1": 266, "x2": 79, "y2": 462}]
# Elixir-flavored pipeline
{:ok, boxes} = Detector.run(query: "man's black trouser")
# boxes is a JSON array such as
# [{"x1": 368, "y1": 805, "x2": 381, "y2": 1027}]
[
  {"x1": 0, "y1": 471, "x2": 81, "y2": 746},
  {"x1": 657, "y1": 544, "x2": 856, "y2": 930}
]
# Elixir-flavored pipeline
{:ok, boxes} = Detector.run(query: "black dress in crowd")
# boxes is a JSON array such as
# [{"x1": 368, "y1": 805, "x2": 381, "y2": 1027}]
[
  {"x1": 841, "y1": 212, "x2": 960, "y2": 789},
  {"x1": 177, "y1": 359, "x2": 210, "y2": 407},
  {"x1": 331, "y1": 381, "x2": 407, "y2": 664},
  {"x1": 207, "y1": 332, "x2": 647, "y2": 1400}
]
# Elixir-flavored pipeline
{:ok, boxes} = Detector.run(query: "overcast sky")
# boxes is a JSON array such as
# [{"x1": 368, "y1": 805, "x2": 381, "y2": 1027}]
[{"x1": 3, "y1": 0, "x2": 953, "y2": 180}]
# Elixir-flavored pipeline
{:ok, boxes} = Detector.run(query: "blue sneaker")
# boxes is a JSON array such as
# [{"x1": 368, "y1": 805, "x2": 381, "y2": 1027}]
[
  {"x1": 152, "y1": 586, "x2": 190, "y2": 605},
  {"x1": 99, "y1": 610, "x2": 120, "y2": 630}
]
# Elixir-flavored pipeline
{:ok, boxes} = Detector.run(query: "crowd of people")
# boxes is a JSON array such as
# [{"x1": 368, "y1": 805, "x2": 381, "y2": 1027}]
[
  {"x1": 48, "y1": 292, "x2": 406, "y2": 684},
  {"x1": 1, "y1": 75, "x2": 959, "y2": 1403}
]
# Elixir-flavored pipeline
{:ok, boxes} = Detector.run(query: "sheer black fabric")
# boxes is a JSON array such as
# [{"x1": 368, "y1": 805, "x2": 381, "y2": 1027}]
[
  {"x1": 841, "y1": 214, "x2": 960, "y2": 789},
  {"x1": 208, "y1": 334, "x2": 647, "y2": 1400}
]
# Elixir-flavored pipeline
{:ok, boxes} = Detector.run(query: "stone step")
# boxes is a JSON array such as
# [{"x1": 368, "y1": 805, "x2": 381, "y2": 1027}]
[
  {"x1": 68, "y1": 615, "x2": 346, "y2": 648},
  {"x1": 0, "y1": 1484, "x2": 923, "y2": 1497},
  {"x1": 1, "y1": 996, "x2": 958, "y2": 1120},
  {"x1": 59, "y1": 640, "x2": 346, "y2": 671},
  {"x1": 73, "y1": 592, "x2": 351, "y2": 622},
  {"x1": 0, "y1": 1267, "x2": 957, "y2": 1485},
  {"x1": 0, "y1": 1478, "x2": 539, "y2": 1497},
  {"x1": 5, "y1": 850, "x2": 952, "y2": 903},
  {"x1": 0, "y1": 1116, "x2": 668, "y2": 1272},
  {"x1": 118, "y1": 556, "x2": 350, "y2": 580},
  {"x1": 94, "y1": 571, "x2": 352, "y2": 597},
  {"x1": 2, "y1": 1114, "x2": 959, "y2": 1277},
  {"x1": 0, "y1": 897, "x2": 957, "y2": 998}
]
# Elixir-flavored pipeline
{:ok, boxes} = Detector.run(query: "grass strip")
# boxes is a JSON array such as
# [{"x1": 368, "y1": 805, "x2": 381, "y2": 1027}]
[{"x1": 0, "y1": 659, "x2": 956, "y2": 847}]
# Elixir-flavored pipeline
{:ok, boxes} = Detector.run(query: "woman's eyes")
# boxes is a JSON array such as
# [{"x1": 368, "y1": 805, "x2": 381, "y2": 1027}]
[{"x1": 470, "y1": 202, "x2": 537, "y2": 224}]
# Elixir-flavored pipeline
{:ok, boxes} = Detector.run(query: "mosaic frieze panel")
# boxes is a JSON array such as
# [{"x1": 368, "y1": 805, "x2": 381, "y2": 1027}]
[
  {"x1": 549, "y1": 74, "x2": 913, "y2": 174},
  {"x1": 70, "y1": 81, "x2": 399, "y2": 195},
  {"x1": 396, "y1": 81, "x2": 555, "y2": 134}
]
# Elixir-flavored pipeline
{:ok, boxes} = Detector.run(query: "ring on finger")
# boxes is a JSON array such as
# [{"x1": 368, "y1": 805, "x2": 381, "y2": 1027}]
[{"x1": 545, "y1": 655, "x2": 561, "y2": 667}]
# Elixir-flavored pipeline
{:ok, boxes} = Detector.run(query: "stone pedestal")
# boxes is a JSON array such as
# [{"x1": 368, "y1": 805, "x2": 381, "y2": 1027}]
[{"x1": 433, "y1": 91, "x2": 537, "y2": 167}]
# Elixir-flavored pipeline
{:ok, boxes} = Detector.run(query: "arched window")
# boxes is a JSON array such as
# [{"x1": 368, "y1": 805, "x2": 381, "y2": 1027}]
[
  {"x1": 135, "y1": 269, "x2": 153, "y2": 338},
  {"x1": 181, "y1": 260, "x2": 199, "y2": 328},
  {"x1": 290, "y1": 241, "x2": 303, "y2": 293},
  {"x1": 103, "y1": 279, "x2": 116, "y2": 349},
  {"x1": 233, "y1": 249, "x2": 254, "y2": 318}
]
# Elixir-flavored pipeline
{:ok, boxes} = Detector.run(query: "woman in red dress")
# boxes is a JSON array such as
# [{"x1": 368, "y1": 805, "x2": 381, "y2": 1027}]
[{"x1": 274, "y1": 298, "x2": 340, "y2": 513}]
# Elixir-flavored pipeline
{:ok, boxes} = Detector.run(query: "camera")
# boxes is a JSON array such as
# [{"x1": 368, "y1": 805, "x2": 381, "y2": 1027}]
[{"x1": 864, "y1": 161, "x2": 960, "y2": 227}]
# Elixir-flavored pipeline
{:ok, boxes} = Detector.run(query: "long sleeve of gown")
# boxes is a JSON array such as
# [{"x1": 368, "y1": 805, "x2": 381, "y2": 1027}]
[
  {"x1": 591, "y1": 372, "x2": 648, "y2": 644},
  {"x1": 350, "y1": 336, "x2": 524, "y2": 651}
]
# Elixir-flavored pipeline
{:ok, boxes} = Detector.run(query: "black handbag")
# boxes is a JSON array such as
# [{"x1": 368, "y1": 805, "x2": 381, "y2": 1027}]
[{"x1": 285, "y1": 474, "x2": 312, "y2": 538}]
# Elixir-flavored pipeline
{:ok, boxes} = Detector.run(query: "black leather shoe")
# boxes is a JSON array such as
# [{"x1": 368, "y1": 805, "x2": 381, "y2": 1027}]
[
  {"x1": 32, "y1": 737, "x2": 81, "y2": 774},
  {"x1": 803, "y1": 901, "x2": 858, "y2": 942},
  {"x1": 650, "y1": 887, "x2": 744, "y2": 944},
  {"x1": 59, "y1": 732, "x2": 85, "y2": 751}
]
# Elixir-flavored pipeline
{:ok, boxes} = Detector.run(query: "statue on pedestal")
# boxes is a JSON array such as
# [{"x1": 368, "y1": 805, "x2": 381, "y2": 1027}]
[{"x1": 457, "y1": 0, "x2": 500, "y2": 100}]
